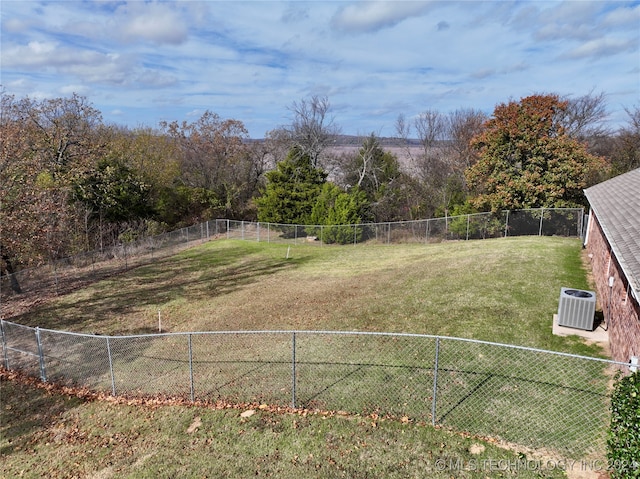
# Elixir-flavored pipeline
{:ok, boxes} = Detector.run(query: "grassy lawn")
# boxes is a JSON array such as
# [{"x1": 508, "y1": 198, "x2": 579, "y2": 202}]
[
  {"x1": 1, "y1": 371, "x2": 568, "y2": 479},
  {"x1": 12, "y1": 236, "x2": 602, "y2": 356},
  {"x1": 2, "y1": 236, "x2": 611, "y2": 476}
]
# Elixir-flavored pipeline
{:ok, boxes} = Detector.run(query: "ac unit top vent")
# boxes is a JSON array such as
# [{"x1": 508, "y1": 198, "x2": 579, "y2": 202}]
[{"x1": 563, "y1": 289, "x2": 594, "y2": 299}]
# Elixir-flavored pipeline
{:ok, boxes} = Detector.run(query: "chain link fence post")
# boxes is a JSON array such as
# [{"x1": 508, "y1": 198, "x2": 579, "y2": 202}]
[
  {"x1": 106, "y1": 336, "x2": 116, "y2": 396},
  {"x1": 35, "y1": 327, "x2": 46, "y2": 382},
  {"x1": 291, "y1": 332, "x2": 297, "y2": 409},
  {"x1": 504, "y1": 210, "x2": 510, "y2": 237},
  {"x1": 1, "y1": 320, "x2": 8, "y2": 369},
  {"x1": 431, "y1": 336, "x2": 440, "y2": 427},
  {"x1": 188, "y1": 333, "x2": 195, "y2": 402},
  {"x1": 466, "y1": 214, "x2": 471, "y2": 240}
]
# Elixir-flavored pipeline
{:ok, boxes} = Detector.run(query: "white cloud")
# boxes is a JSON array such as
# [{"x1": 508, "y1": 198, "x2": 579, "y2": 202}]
[
  {"x1": 1, "y1": 0, "x2": 637, "y2": 137},
  {"x1": 509, "y1": 2, "x2": 601, "y2": 42},
  {"x1": 2, "y1": 17, "x2": 33, "y2": 33},
  {"x1": 564, "y1": 38, "x2": 637, "y2": 60},
  {"x1": 119, "y1": 2, "x2": 189, "y2": 45},
  {"x1": 331, "y1": 1, "x2": 433, "y2": 33},
  {"x1": 26, "y1": 40, "x2": 56, "y2": 56},
  {"x1": 602, "y1": 4, "x2": 640, "y2": 28},
  {"x1": 135, "y1": 70, "x2": 179, "y2": 88},
  {"x1": 5, "y1": 78, "x2": 35, "y2": 91},
  {"x1": 3, "y1": 36, "x2": 180, "y2": 88},
  {"x1": 3, "y1": 41, "x2": 97, "y2": 68}
]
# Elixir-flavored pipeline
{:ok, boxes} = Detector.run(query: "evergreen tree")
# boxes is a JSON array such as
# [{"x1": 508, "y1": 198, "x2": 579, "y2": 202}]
[
  {"x1": 256, "y1": 147, "x2": 327, "y2": 224},
  {"x1": 308, "y1": 183, "x2": 369, "y2": 244}
]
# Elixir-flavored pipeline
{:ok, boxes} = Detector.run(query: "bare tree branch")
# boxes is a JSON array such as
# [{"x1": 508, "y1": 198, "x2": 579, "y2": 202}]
[{"x1": 286, "y1": 95, "x2": 341, "y2": 168}]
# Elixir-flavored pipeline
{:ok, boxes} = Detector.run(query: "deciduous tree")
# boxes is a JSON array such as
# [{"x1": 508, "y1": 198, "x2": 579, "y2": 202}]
[
  {"x1": 161, "y1": 111, "x2": 260, "y2": 218},
  {"x1": 0, "y1": 92, "x2": 104, "y2": 275},
  {"x1": 283, "y1": 95, "x2": 341, "y2": 169},
  {"x1": 610, "y1": 105, "x2": 640, "y2": 175},
  {"x1": 447, "y1": 108, "x2": 487, "y2": 171},
  {"x1": 395, "y1": 108, "x2": 486, "y2": 219},
  {"x1": 465, "y1": 94, "x2": 607, "y2": 211},
  {"x1": 339, "y1": 134, "x2": 417, "y2": 222}
]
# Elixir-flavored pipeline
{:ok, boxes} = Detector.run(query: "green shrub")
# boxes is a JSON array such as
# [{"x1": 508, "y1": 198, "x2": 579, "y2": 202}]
[
  {"x1": 608, "y1": 370, "x2": 640, "y2": 478},
  {"x1": 308, "y1": 183, "x2": 369, "y2": 244}
]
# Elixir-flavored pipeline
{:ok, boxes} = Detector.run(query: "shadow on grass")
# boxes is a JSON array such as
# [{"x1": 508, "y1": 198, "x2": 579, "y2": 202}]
[
  {"x1": 12, "y1": 244, "x2": 312, "y2": 333},
  {"x1": 0, "y1": 373, "x2": 85, "y2": 457}
]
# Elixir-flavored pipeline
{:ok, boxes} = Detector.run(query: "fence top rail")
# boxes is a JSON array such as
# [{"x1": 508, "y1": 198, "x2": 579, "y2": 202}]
[{"x1": 1, "y1": 319, "x2": 625, "y2": 367}]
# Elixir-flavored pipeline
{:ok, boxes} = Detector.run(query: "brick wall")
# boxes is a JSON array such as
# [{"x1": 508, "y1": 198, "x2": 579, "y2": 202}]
[{"x1": 586, "y1": 212, "x2": 640, "y2": 363}]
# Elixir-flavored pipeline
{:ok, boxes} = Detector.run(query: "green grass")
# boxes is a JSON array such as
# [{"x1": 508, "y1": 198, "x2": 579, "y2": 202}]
[
  {"x1": 14, "y1": 236, "x2": 602, "y2": 356},
  {"x1": 1, "y1": 373, "x2": 568, "y2": 479}
]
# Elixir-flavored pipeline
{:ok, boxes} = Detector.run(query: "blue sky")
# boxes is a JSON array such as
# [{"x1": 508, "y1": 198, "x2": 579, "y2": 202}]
[{"x1": 2, "y1": 0, "x2": 639, "y2": 138}]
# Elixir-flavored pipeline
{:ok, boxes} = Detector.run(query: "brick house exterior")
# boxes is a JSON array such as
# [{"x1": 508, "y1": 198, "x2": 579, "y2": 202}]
[{"x1": 584, "y1": 168, "x2": 640, "y2": 364}]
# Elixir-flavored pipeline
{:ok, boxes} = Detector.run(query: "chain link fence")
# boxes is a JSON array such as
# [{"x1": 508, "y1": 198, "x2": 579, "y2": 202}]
[
  {"x1": 2, "y1": 320, "x2": 629, "y2": 460},
  {"x1": 0, "y1": 208, "x2": 584, "y2": 307},
  {"x1": 223, "y1": 207, "x2": 585, "y2": 245},
  {"x1": 0, "y1": 222, "x2": 219, "y2": 306}
]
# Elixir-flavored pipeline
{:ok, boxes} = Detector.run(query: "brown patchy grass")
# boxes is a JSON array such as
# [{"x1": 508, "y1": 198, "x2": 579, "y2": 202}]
[{"x1": 9, "y1": 236, "x2": 602, "y2": 355}]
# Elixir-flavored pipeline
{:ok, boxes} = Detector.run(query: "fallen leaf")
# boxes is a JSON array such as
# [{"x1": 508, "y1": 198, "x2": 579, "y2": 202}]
[
  {"x1": 186, "y1": 416, "x2": 202, "y2": 434},
  {"x1": 469, "y1": 443, "x2": 485, "y2": 455},
  {"x1": 240, "y1": 409, "x2": 255, "y2": 418}
]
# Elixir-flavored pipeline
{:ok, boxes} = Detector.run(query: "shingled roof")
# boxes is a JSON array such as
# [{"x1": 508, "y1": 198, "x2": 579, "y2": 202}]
[{"x1": 584, "y1": 168, "x2": 640, "y2": 300}]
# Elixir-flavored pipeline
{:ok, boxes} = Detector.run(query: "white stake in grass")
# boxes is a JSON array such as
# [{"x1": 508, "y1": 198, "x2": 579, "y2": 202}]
[
  {"x1": 286, "y1": 246, "x2": 291, "y2": 259},
  {"x1": 158, "y1": 309, "x2": 162, "y2": 333}
]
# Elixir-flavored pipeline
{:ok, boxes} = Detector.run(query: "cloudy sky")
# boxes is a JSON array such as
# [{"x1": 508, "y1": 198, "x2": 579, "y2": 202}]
[{"x1": 2, "y1": 1, "x2": 639, "y2": 138}]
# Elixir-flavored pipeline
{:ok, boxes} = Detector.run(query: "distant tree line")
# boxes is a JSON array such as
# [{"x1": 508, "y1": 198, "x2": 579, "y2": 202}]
[{"x1": 1, "y1": 89, "x2": 638, "y2": 280}]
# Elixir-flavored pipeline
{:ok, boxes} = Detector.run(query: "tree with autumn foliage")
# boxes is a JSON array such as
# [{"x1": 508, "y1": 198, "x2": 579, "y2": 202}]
[
  {"x1": 0, "y1": 92, "x2": 105, "y2": 286},
  {"x1": 160, "y1": 111, "x2": 264, "y2": 219},
  {"x1": 465, "y1": 94, "x2": 608, "y2": 211}
]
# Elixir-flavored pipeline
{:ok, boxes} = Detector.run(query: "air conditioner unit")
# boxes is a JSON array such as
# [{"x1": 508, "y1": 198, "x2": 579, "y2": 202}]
[{"x1": 557, "y1": 287, "x2": 596, "y2": 331}]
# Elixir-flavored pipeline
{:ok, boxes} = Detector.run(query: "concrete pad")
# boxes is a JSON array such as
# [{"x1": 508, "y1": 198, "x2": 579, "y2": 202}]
[{"x1": 552, "y1": 314, "x2": 609, "y2": 345}]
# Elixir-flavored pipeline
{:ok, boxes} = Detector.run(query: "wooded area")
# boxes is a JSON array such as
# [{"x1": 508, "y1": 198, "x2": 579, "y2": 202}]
[{"x1": 1, "y1": 90, "x2": 638, "y2": 279}]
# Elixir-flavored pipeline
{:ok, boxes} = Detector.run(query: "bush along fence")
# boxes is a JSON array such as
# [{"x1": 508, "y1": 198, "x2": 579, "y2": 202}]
[
  {"x1": 0, "y1": 208, "x2": 584, "y2": 306},
  {"x1": 1, "y1": 320, "x2": 632, "y2": 461},
  {"x1": 607, "y1": 370, "x2": 640, "y2": 479}
]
